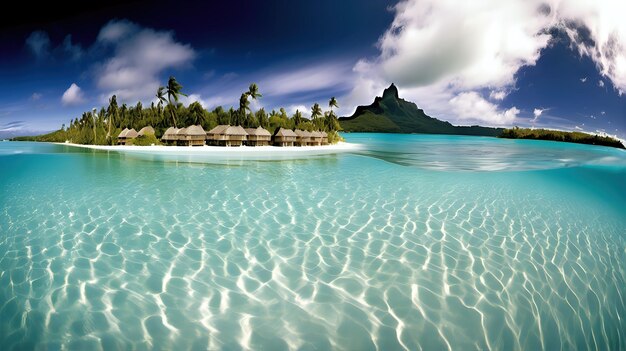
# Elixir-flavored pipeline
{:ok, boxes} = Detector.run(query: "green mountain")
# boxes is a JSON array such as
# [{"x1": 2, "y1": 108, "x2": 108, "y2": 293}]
[{"x1": 339, "y1": 84, "x2": 503, "y2": 137}]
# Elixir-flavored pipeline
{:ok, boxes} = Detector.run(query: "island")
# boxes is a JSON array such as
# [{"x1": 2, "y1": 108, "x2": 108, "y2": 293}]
[
  {"x1": 12, "y1": 77, "x2": 344, "y2": 148},
  {"x1": 338, "y1": 83, "x2": 625, "y2": 149}
]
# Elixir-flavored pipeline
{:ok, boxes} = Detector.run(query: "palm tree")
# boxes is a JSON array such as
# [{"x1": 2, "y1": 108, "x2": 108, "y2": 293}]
[
  {"x1": 166, "y1": 76, "x2": 187, "y2": 128},
  {"x1": 106, "y1": 95, "x2": 118, "y2": 141},
  {"x1": 92, "y1": 108, "x2": 97, "y2": 144},
  {"x1": 156, "y1": 86, "x2": 166, "y2": 114},
  {"x1": 311, "y1": 103, "x2": 322, "y2": 120},
  {"x1": 329, "y1": 97, "x2": 338, "y2": 112},
  {"x1": 238, "y1": 93, "x2": 250, "y2": 126},
  {"x1": 293, "y1": 109, "x2": 303, "y2": 126},
  {"x1": 248, "y1": 83, "x2": 262, "y2": 100},
  {"x1": 325, "y1": 97, "x2": 339, "y2": 131},
  {"x1": 188, "y1": 102, "x2": 205, "y2": 126}
]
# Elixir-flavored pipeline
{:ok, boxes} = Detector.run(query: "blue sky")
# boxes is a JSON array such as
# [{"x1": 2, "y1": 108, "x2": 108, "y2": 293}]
[{"x1": 0, "y1": 0, "x2": 624, "y2": 139}]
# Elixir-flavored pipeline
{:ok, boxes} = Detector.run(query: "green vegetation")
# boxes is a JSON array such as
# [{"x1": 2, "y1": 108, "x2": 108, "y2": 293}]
[
  {"x1": 339, "y1": 83, "x2": 503, "y2": 137},
  {"x1": 500, "y1": 127, "x2": 625, "y2": 149},
  {"x1": 132, "y1": 134, "x2": 161, "y2": 146},
  {"x1": 14, "y1": 77, "x2": 343, "y2": 145}
]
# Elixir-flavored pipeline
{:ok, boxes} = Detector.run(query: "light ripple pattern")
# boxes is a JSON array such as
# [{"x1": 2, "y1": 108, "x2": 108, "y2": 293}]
[{"x1": 0, "y1": 135, "x2": 625, "y2": 350}]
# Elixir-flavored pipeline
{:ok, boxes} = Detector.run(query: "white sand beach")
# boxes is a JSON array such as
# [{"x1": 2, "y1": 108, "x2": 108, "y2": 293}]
[{"x1": 58, "y1": 142, "x2": 362, "y2": 162}]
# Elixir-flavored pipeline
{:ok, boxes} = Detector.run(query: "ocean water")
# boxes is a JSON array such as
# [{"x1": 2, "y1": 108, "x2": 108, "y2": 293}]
[{"x1": 1, "y1": 134, "x2": 625, "y2": 350}]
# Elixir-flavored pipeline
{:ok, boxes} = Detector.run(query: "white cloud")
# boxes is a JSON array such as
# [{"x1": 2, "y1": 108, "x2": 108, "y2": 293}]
[
  {"x1": 489, "y1": 90, "x2": 508, "y2": 101},
  {"x1": 181, "y1": 94, "x2": 206, "y2": 108},
  {"x1": 261, "y1": 62, "x2": 351, "y2": 96},
  {"x1": 95, "y1": 19, "x2": 195, "y2": 103},
  {"x1": 533, "y1": 108, "x2": 544, "y2": 122},
  {"x1": 25, "y1": 31, "x2": 51, "y2": 58},
  {"x1": 286, "y1": 105, "x2": 311, "y2": 118},
  {"x1": 31, "y1": 93, "x2": 42, "y2": 101},
  {"x1": 449, "y1": 91, "x2": 519, "y2": 125},
  {"x1": 598, "y1": 79, "x2": 605, "y2": 87},
  {"x1": 601, "y1": 111, "x2": 606, "y2": 115},
  {"x1": 343, "y1": 0, "x2": 626, "y2": 124},
  {"x1": 61, "y1": 83, "x2": 85, "y2": 106},
  {"x1": 557, "y1": 1, "x2": 626, "y2": 94}
]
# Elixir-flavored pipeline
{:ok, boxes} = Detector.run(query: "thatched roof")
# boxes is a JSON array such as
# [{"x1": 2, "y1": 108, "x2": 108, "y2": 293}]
[
  {"x1": 118, "y1": 128, "x2": 129, "y2": 138},
  {"x1": 245, "y1": 126, "x2": 271, "y2": 136},
  {"x1": 138, "y1": 126, "x2": 155, "y2": 136},
  {"x1": 175, "y1": 128, "x2": 187, "y2": 140},
  {"x1": 185, "y1": 125, "x2": 206, "y2": 136},
  {"x1": 310, "y1": 131, "x2": 323, "y2": 138},
  {"x1": 274, "y1": 128, "x2": 298, "y2": 137},
  {"x1": 162, "y1": 127, "x2": 178, "y2": 140},
  {"x1": 295, "y1": 129, "x2": 312, "y2": 137},
  {"x1": 321, "y1": 131, "x2": 328, "y2": 137},
  {"x1": 207, "y1": 125, "x2": 230, "y2": 135},
  {"x1": 125, "y1": 128, "x2": 138, "y2": 139},
  {"x1": 224, "y1": 126, "x2": 248, "y2": 136}
]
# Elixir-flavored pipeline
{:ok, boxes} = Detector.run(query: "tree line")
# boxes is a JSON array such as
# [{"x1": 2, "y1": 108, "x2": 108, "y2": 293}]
[
  {"x1": 499, "y1": 127, "x2": 625, "y2": 149},
  {"x1": 19, "y1": 76, "x2": 342, "y2": 145}
]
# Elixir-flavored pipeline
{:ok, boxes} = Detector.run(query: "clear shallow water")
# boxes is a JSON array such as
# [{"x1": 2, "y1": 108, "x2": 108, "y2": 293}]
[{"x1": 0, "y1": 135, "x2": 625, "y2": 350}]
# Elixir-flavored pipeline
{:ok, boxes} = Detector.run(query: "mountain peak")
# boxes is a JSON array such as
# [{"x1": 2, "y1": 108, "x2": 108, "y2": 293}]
[{"x1": 382, "y1": 83, "x2": 399, "y2": 100}]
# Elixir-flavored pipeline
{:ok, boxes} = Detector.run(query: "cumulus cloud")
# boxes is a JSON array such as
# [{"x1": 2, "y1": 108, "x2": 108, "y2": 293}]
[
  {"x1": 25, "y1": 31, "x2": 51, "y2": 58},
  {"x1": 598, "y1": 79, "x2": 605, "y2": 87},
  {"x1": 533, "y1": 108, "x2": 544, "y2": 120},
  {"x1": 344, "y1": 0, "x2": 626, "y2": 125},
  {"x1": 286, "y1": 105, "x2": 311, "y2": 118},
  {"x1": 557, "y1": 1, "x2": 626, "y2": 93},
  {"x1": 61, "y1": 83, "x2": 85, "y2": 105},
  {"x1": 449, "y1": 92, "x2": 519, "y2": 125},
  {"x1": 95, "y1": 19, "x2": 195, "y2": 103},
  {"x1": 489, "y1": 90, "x2": 508, "y2": 101}
]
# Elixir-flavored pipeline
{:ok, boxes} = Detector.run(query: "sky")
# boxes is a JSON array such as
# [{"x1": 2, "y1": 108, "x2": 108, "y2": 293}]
[{"x1": 0, "y1": 0, "x2": 624, "y2": 139}]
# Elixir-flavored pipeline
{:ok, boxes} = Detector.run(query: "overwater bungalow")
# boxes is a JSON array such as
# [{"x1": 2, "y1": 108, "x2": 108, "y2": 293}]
[
  {"x1": 310, "y1": 131, "x2": 323, "y2": 146},
  {"x1": 206, "y1": 125, "x2": 230, "y2": 146},
  {"x1": 244, "y1": 126, "x2": 271, "y2": 146},
  {"x1": 117, "y1": 128, "x2": 129, "y2": 145},
  {"x1": 321, "y1": 131, "x2": 329, "y2": 145},
  {"x1": 161, "y1": 127, "x2": 179, "y2": 145},
  {"x1": 294, "y1": 129, "x2": 312, "y2": 146},
  {"x1": 118, "y1": 128, "x2": 138, "y2": 145},
  {"x1": 223, "y1": 126, "x2": 248, "y2": 146},
  {"x1": 273, "y1": 128, "x2": 297, "y2": 147},
  {"x1": 180, "y1": 125, "x2": 206, "y2": 146},
  {"x1": 174, "y1": 128, "x2": 186, "y2": 145},
  {"x1": 137, "y1": 126, "x2": 155, "y2": 136}
]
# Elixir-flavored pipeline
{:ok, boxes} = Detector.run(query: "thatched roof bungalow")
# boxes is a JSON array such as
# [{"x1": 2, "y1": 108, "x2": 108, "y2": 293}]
[
  {"x1": 118, "y1": 128, "x2": 138, "y2": 145},
  {"x1": 181, "y1": 125, "x2": 206, "y2": 146},
  {"x1": 309, "y1": 131, "x2": 323, "y2": 146},
  {"x1": 273, "y1": 128, "x2": 297, "y2": 147},
  {"x1": 244, "y1": 127, "x2": 271, "y2": 146},
  {"x1": 223, "y1": 126, "x2": 248, "y2": 146},
  {"x1": 321, "y1": 131, "x2": 329, "y2": 145},
  {"x1": 207, "y1": 125, "x2": 230, "y2": 145},
  {"x1": 294, "y1": 129, "x2": 312, "y2": 146},
  {"x1": 161, "y1": 127, "x2": 178, "y2": 144},
  {"x1": 117, "y1": 128, "x2": 129, "y2": 145},
  {"x1": 137, "y1": 126, "x2": 155, "y2": 136}
]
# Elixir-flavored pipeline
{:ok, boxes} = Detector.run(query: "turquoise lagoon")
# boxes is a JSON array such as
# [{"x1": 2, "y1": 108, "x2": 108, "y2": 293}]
[{"x1": 1, "y1": 134, "x2": 625, "y2": 350}]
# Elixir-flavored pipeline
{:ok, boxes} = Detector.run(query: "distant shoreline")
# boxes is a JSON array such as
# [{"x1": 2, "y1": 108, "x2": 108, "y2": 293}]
[{"x1": 56, "y1": 142, "x2": 361, "y2": 159}]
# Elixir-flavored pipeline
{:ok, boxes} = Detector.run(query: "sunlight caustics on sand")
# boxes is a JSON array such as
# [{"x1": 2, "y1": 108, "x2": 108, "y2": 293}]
[{"x1": 1, "y1": 135, "x2": 625, "y2": 350}]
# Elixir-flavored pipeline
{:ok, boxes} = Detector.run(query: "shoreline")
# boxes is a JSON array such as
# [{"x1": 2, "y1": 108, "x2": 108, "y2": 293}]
[{"x1": 56, "y1": 141, "x2": 362, "y2": 160}]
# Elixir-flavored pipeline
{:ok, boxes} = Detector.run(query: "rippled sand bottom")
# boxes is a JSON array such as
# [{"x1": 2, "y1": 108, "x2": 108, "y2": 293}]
[{"x1": 1, "y1": 147, "x2": 625, "y2": 350}]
